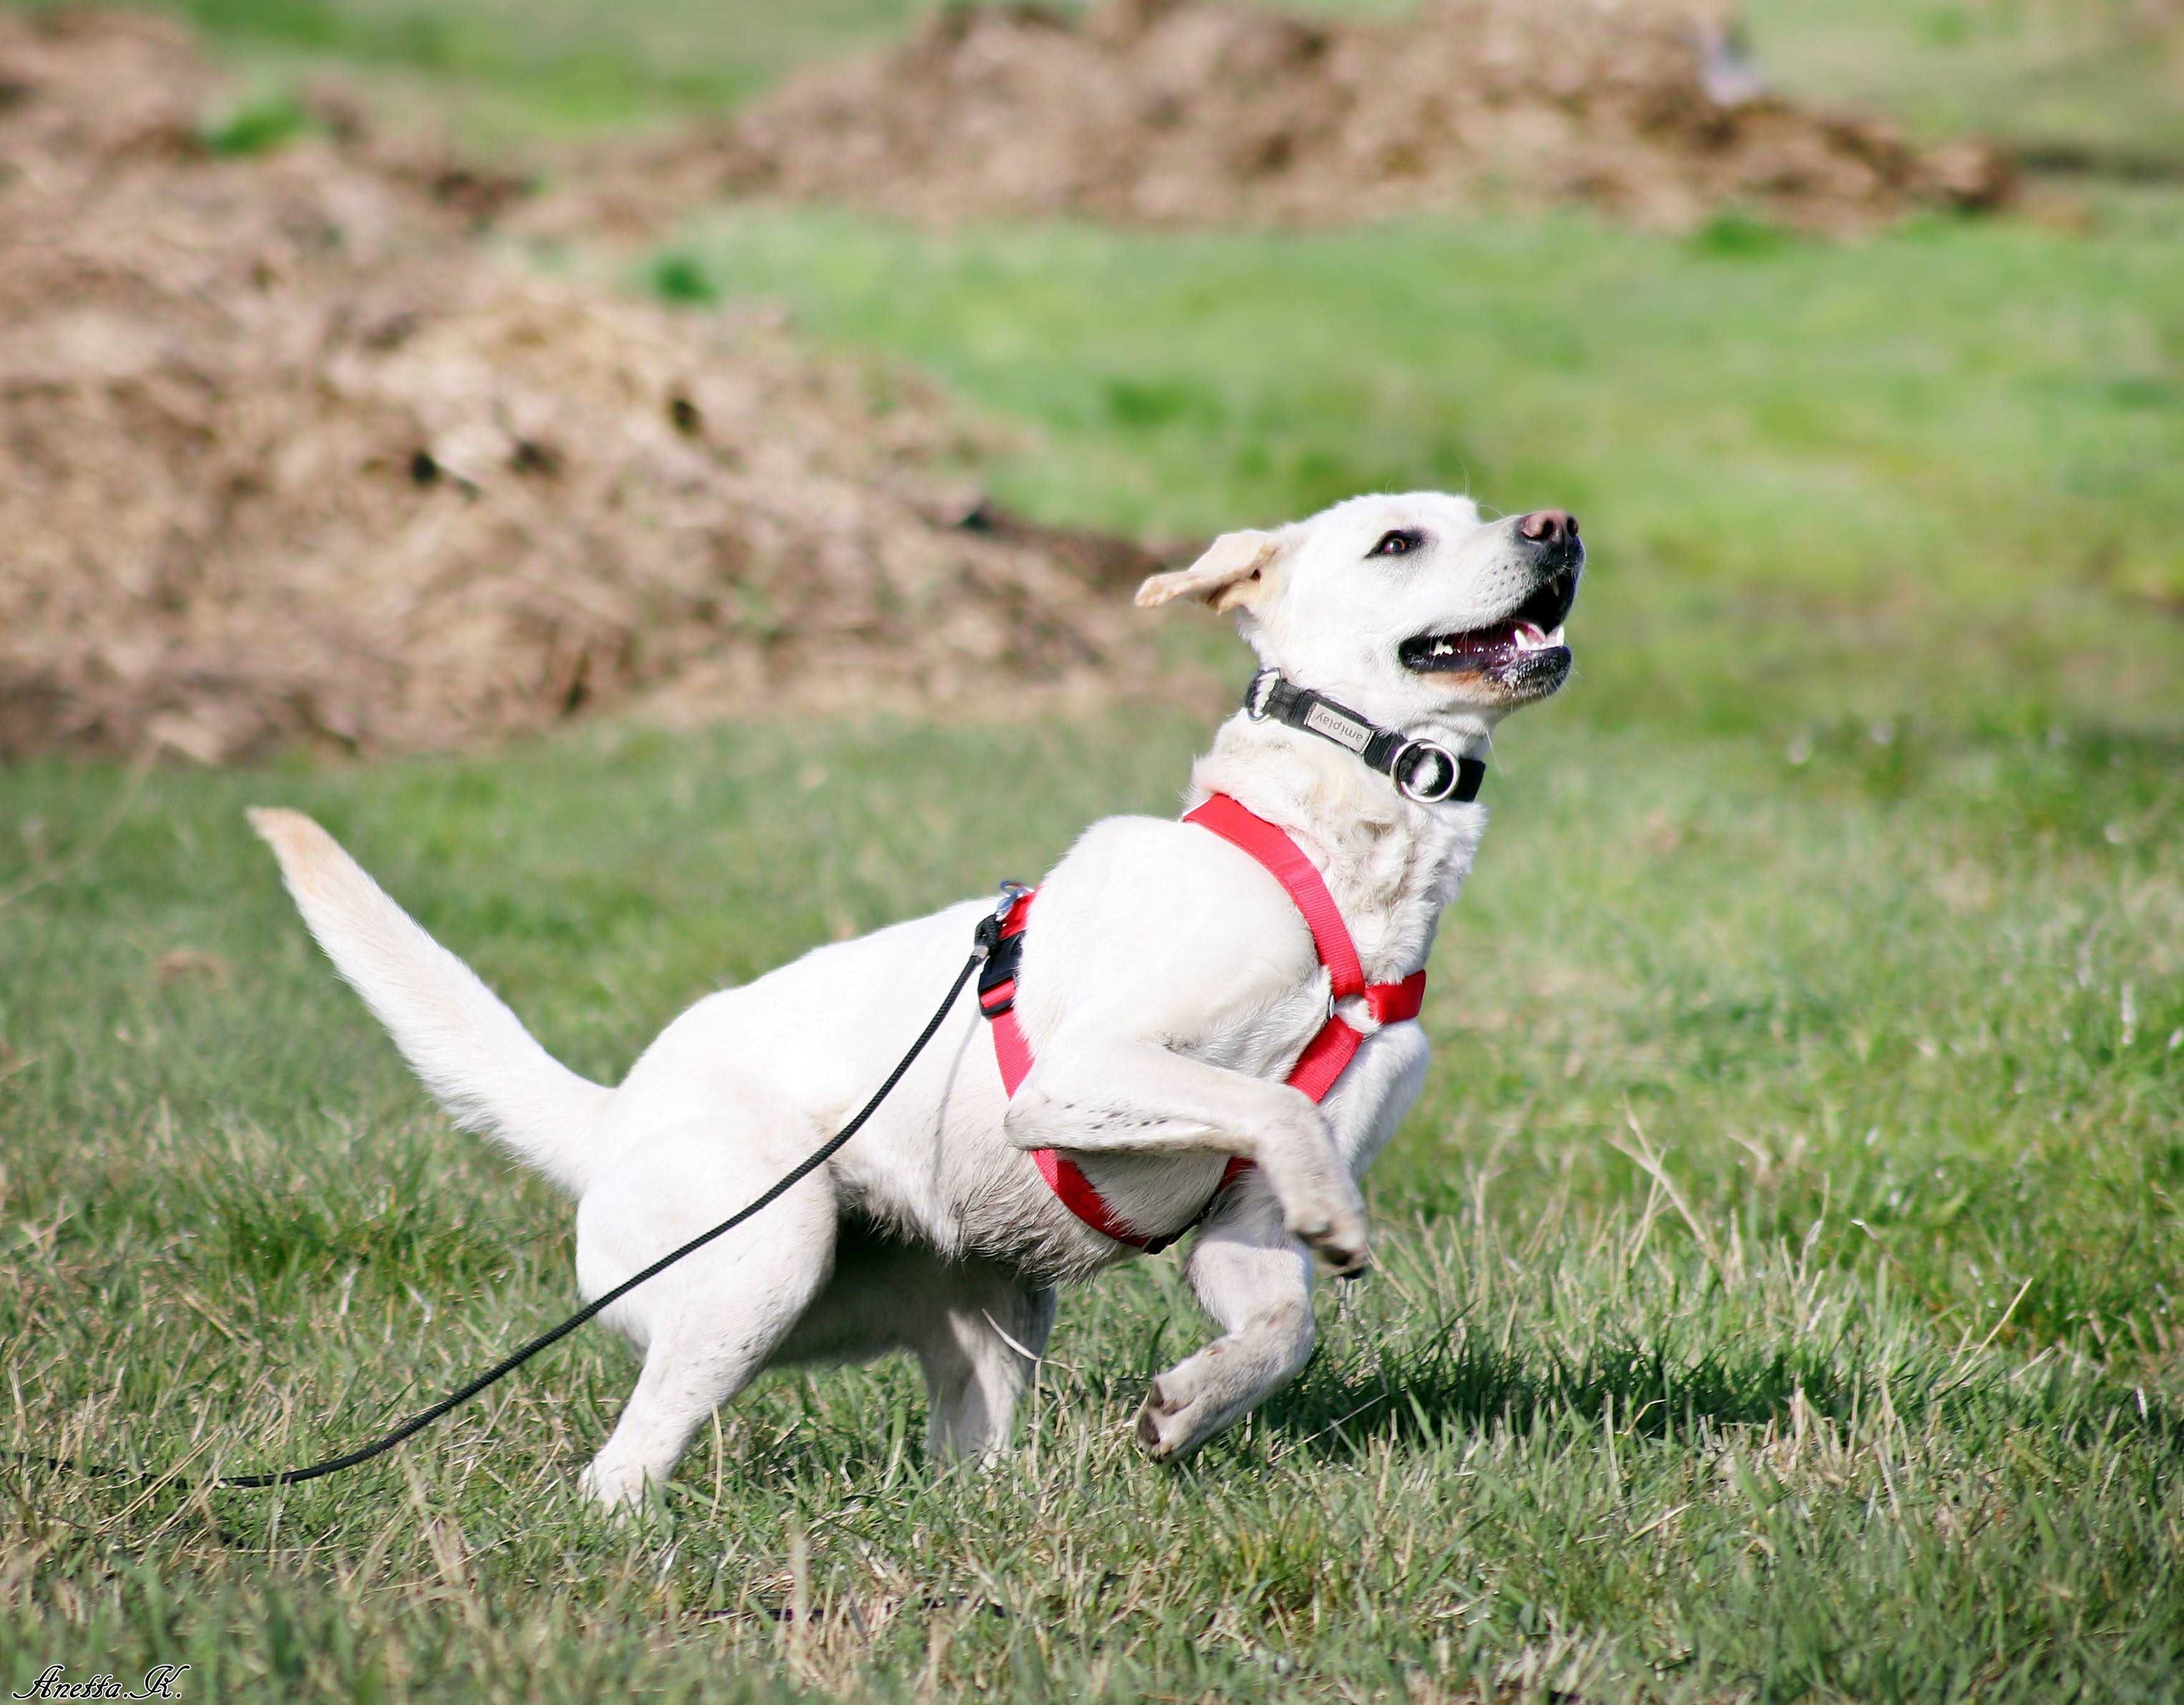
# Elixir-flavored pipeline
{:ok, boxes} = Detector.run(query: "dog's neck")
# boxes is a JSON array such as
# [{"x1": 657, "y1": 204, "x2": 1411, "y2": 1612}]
[{"x1": 1186, "y1": 712, "x2": 1489, "y2": 981}]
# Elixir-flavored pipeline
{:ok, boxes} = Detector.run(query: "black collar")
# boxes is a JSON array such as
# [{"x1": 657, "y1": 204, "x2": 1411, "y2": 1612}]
[{"x1": 1243, "y1": 669, "x2": 1485, "y2": 805}]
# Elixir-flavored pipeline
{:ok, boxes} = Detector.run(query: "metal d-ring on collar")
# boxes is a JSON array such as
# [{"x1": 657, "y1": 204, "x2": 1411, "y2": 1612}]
[{"x1": 1243, "y1": 668, "x2": 1485, "y2": 805}]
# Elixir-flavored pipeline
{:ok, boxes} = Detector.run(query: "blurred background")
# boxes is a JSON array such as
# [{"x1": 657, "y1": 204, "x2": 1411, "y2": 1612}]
[
  {"x1": 6, "y1": 0, "x2": 2181, "y2": 757},
  {"x1": 1, "y1": 1, "x2": 2180, "y2": 1697}
]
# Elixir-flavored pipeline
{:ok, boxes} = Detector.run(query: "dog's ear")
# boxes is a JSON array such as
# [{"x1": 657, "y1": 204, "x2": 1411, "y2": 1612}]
[{"x1": 1134, "y1": 530, "x2": 1284, "y2": 614}]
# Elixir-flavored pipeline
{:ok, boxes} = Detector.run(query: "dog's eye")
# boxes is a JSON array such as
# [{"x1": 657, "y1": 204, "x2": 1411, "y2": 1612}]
[{"x1": 1368, "y1": 529, "x2": 1425, "y2": 558}]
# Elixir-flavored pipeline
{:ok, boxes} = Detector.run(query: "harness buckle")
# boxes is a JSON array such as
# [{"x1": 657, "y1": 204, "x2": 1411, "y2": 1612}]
[
  {"x1": 975, "y1": 883, "x2": 1031, "y2": 1015},
  {"x1": 1389, "y1": 736, "x2": 1461, "y2": 804}
]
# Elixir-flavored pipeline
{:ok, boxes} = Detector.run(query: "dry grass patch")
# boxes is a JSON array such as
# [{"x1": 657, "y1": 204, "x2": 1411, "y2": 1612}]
[{"x1": 0, "y1": 9, "x2": 1163, "y2": 764}]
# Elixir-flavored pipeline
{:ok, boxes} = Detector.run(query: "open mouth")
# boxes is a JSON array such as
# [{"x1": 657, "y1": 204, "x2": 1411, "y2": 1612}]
[{"x1": 1398, "y1": 570, "x2": 1579, "y2": 687}]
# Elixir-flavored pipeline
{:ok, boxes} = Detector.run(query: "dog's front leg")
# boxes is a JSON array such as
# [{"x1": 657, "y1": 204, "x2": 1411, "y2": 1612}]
[
  {"x1": 1136, "y1": 1180, "x2": 1314, "y2": 1462},
  {"x1": 1005, "y1": 1035, "x2": 1367, "y2": 1273}
]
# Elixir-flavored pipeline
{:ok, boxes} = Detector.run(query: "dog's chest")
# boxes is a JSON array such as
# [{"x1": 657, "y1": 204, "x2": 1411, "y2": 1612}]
[{"x1": 1297, "y1": 810, "x2": 1477, "y2": 984}]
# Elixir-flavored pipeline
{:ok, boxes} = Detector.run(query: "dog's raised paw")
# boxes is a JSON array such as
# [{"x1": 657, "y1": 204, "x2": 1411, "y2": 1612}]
[{"x1": 1287, "y1": 1201, "x2": 1370, "y2": 1278}]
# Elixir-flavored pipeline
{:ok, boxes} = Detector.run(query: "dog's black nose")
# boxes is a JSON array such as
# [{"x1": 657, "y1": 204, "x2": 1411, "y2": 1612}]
[{"x1": 1517, "y1": 510, "x2": 1578, "y2": 549}]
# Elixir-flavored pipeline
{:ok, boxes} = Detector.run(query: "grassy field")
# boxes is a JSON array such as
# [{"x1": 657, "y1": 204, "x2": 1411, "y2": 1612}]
[
  {"x1": 6, "y1": 712, "x2": 2178, "y2": 1701},
  {"x1": 124, "y1": 0, "x2": 2184, "y2": 157},
  {"x1": 643, "y1": 192, "x2": 2184, "y2": 740},
  {"x1": 6, "y1": 0, "x2": 2184, "y2": 1699}
]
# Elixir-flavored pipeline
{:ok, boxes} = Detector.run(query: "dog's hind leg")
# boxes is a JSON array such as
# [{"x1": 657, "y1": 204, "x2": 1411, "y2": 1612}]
[
  {"x1": 764, "y1": 1228, "x2": 1054, "y2": 1466},
  {"x1": 575, "y1": 1119, "x2": 839, "y2": 1512},
  {"x1": 1133, "y1": 1178, "x2": 1315, "y2": 1464},
  {"x1": 910, "y1": 1263, "x2": 1056, "y2": 1465}
]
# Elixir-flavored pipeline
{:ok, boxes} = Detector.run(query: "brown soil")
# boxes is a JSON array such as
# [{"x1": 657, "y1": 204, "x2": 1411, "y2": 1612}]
[
  {"x1": 694, "y1": 0, "x2": 2013, "y2": 236},
  {"x1": 0, "y1": 9, "x2": 1159, "y2": 765}
]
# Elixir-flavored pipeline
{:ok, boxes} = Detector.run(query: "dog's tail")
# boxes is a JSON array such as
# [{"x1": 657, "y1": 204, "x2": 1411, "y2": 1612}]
[{"x1": 248, "y1": 809, "x2": 610, "y2": 1197}]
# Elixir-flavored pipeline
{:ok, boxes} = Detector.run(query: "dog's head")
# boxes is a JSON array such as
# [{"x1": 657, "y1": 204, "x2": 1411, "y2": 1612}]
[{"x1": 1136, "y1": 492, "x2": 1581, "y2": 731}]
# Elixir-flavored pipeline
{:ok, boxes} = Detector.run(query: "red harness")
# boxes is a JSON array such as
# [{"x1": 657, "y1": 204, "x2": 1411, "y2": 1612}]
[{"x1": 976, "y1": 790, "x2": 1427, "y2": 1253}]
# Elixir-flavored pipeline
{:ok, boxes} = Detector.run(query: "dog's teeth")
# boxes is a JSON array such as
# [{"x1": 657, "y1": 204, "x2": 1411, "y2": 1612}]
[
  {"x1": 1545, "y1": 624, "x2": 1566, "y2": 648},
  {"x1": 1511, "y1": 622, "x2": 1548, "y2": 651}
]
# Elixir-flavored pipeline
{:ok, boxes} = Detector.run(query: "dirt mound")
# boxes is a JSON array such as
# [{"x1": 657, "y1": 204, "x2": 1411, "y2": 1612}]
[
  {"x1": 705, "y1": 0, "x2": 2012, "y2": 235},
  {"x1": 0, "y1": 9, "x2": 1156, "y2": 765}
]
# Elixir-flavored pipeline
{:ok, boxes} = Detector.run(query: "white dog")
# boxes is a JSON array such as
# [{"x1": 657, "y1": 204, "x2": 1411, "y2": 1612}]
[{"x1": 250, "y1": 490, "x2": 1581, "y2": 1507}]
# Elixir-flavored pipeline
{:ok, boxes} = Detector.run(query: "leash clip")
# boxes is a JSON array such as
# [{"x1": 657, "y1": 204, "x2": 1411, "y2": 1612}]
[{"x1": 974, "y1": 880, "x2": 1032, "y2": 959}]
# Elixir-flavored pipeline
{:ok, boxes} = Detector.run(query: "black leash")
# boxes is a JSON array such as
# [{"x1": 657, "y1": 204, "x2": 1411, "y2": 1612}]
[{"x1": 9, "y1": 948, "x2": 983, "y2": 1494}]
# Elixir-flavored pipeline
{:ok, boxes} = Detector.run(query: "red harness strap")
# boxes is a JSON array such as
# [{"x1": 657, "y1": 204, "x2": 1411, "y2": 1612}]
[{"x1": 979, "y1": 792, "x2": 1427, "y2": 1252}]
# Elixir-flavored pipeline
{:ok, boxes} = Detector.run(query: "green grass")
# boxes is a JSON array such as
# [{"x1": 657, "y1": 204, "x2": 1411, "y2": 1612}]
[
  {"x1": 650, "y1": 197, "x2": 2184, "y2": 736},
  {"x1": 100, "y1": 0, "x2": 1425, "y2": 132},
  {"x1": 1745, "y1": 0, "x2": 2184, "y2": 168},
  {"x1": 90, "y1": 0, "x2": 2184, "y2": 160},
  {"x1": 7, "y1": 0, "x2": 2184, "y2": 1696},
  {"x1": 2, "y1": 710, "x2": 2180, "y2": 1701},
  {"x1": 130, "y1": 0, "x2": 934, "y2": 127},
  {"x1": 196, "y1": 89, "x2": 313, "y2": 154}
]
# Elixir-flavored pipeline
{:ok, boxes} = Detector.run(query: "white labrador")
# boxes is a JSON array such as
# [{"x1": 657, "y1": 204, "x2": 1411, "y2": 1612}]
[{"x1": 250, "y1": 490, "x2": 1582, "y2": 1507}]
